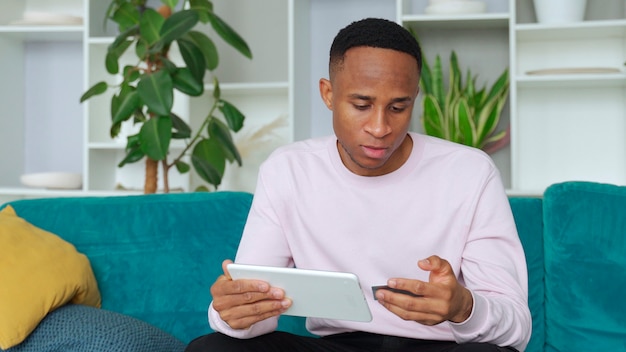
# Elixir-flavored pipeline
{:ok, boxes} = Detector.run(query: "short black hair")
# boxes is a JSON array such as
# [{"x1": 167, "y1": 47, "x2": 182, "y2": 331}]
[{"x1": 329, "y1": 18, "x2": 422, "y2": 77}]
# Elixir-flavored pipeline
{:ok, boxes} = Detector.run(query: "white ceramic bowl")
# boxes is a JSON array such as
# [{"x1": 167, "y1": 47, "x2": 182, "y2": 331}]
[
  {"x1": 20, "y1": 172, "x2": 83, "y2": 190},
  {"x1": 425, "y1": 1, "x2": 487, "y2": 15}
]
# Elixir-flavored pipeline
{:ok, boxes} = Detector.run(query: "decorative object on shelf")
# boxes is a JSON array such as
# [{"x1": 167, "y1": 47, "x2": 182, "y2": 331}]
[
  {"x1": 9, "y1": 12, "x2": 84, "y2": 26},
  {"x1": 80, "y1": 0, "x2": 252, "y2": 194},
  {"x1": 20, "y1": 172, "x2": 83, "y2": 190},
  {"x1": 420, "y1": 50, "x2": 510, "y2": 154},
  {"x1": 533, "y1": 0, "x2": 587, "y2": 24},
  {"x1": 424, "y1": 0, "x2": 486, "y2": 15}
]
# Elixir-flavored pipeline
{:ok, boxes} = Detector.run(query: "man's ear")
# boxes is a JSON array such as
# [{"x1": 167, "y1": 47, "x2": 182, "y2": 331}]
[{"x1": 319, "y1": 78, "x2": 333, "y2": 110}]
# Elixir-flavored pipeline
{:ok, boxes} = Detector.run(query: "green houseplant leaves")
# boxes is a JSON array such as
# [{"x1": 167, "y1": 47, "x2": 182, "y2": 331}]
[
  {"x1": 420, "y1": 51, "x2": 510, "y2": 154},
  {"x1": 80, "y1": 0, "x2": 252, "y2": 193}
]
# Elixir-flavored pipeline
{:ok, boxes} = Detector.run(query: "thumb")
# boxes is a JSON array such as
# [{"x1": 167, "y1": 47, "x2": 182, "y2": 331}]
[
  {"x1": 222, "y1": 259, "x2": 234, "y2": 280},
  {"x1": 418, "y1": 255, "x2": 453, "y2": 281}
]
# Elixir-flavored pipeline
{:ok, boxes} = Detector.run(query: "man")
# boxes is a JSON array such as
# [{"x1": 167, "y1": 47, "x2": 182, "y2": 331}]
[{"x1": 186, "y1": 17, "x2": 531, "y2": 352}]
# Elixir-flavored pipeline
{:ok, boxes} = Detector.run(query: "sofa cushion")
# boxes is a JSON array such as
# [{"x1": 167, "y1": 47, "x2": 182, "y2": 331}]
[
  {"x1": 1, "y1": 304, "x2": 185, "y2": 352},
  {"x1": 543, "y1": 181, "x2": 626, "y2": 350},
  {"x1": 0, "y1": 206, "x2": 101, "y2": 350},
  {"x1": 509, "y1": 197, "x2": 544, "y2": 352}
]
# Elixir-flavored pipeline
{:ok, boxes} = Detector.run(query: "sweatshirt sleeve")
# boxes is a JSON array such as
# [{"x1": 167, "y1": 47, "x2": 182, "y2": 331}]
[
  {"x1": 449, "y1": 168, "x2": 532, "y2": 351},
  {"x1": 208, "y1": 302, "x2": 279, "y2": 339},
  {"x1": 206, "y1": 162, "x2": 293, "y2": 339}
]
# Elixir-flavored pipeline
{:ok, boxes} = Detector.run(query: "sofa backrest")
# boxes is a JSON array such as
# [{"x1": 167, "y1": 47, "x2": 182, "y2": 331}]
[
  {"x1": 509, "y1": 197, "x2": 545, "y2": 352},
  {"x1": 542, "y1": 182, "x2": 626, "y2": 351},
  {"x1": 5, "y1": 191, "x2": 258, "y2": 344}
]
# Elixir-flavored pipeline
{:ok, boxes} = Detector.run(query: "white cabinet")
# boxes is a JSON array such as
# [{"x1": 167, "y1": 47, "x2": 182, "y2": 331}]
[{"x1": 398, "y1": 0, "x2": 626, "y2": 195}]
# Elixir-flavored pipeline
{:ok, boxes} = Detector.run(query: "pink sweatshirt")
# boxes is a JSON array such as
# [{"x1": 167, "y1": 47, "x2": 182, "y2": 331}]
[{"x1": 209, "y1": 133, "x2": 531, "y2": 351}]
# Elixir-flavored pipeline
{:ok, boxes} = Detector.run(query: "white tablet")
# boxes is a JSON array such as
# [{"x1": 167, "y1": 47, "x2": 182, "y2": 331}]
[{"x1": 227, "y1": 263, "x2": 373, "y2": 322}]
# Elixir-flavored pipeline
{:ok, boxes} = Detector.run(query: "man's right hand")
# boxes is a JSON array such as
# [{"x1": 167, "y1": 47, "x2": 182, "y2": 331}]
[{"x1": 210, "y1": 259, "x2": 292, "y2": 330}]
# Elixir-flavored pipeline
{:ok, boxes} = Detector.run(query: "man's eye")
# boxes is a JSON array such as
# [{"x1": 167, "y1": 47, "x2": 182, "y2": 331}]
[
  {"x1": 390, "y1": 106, "x2": 406, "y2": 113},
  {"x1": 354, "y1": 104, "x2": 369, "y2": 110}
]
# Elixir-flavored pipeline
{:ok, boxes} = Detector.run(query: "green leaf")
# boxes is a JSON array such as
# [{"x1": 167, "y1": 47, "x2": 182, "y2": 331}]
[
  {"x1": 172, "y1": 67, "x2": 203, "y2": 96},
  {"x1": 186, "y1": 30, "x2": 218, "y2": 70},
  {"x1": 207, "y1": 12, "x2": 252, "y2": 59},
  {"x1": 177, "y1": 37, "x2": 206, "y2": 81},
  {"x1": 432, "y1": 55, "x2": 444, "y2": 111},
  {"x1": 106, "y1": 39, "x2": 133, "y2": 74},
  {"x1": 192, "y1": 138, "x2": 226, "y2": 186},
  {"x1": 139, "y1": 8, "x2": 165, "y2": 45},
  {"x1": 123, "y1": 65, "x2": 141, "y2": 82},
  {"x1": 159, "y1": 10, "x2": 199, "y2": 46},
  {"x1": 109, "y1": 25, "x2": 139, "y2": 54},
  {"x1": 219, "y1": 99, "x2": 245, "y2": 132},
  {"x1": 485, "y1": 68, "x2": 509, "y2": 103},
  {"x1": 450, "y1": 51, "x2": 462, "y2": 92},
  {"x1": 175, "y1": 160, "x2": 190, "y2": 173},
  {"x1": 422, "y1": 95, "x2": 444, "y2": 139},
  {"x1": 212, "y1": 77, "x2": 221, "y2": 100},
  {"x1": 171, "y1": 112, "x2": 191, "y2": 139},
  {"x1": 112, "y1": 90, "x2": 141, "y2": 126},
  {"x1": 118, "y1": 144, "x2": 145, "y2": 167},
  {"x1": 80, "y1": 81, "x2": 108, "y2": 103},
  {"x1": 119, "y1": 134, "x2": 144, "y2": 167},
  {"x1": 420, "y1": 55, "x2": 432, "y2": 95},
  {"x1": 135, "y1": 39, "x2": 147, "y2": 60},
  {"x1": 105, "y1": 51, "x2": 120, "y2": 74},
  {"x1": 161, "y1": 0, "x2": 179, "y2": 8},
  {"x1": 189, "y1": 0, "x2": 213, "y2": 23},
  {"x1": 139, "y1": 116, "x2": 172, "y2": 160},
  {"x1": 194, "y1": 185, "x2": 210, "y2": 192},
  {"x1": 209, "y1": 118, "x2": 242, "y2": 165},
  {"x1": 112, "y1": 2, "x2": 140, "y2": 31},
  {"x1": 455, "y1": 98, "x2": 475, "y2": 147},
  {"x1": 137, "y1": 70, "x2": 174, "y2": 116}
]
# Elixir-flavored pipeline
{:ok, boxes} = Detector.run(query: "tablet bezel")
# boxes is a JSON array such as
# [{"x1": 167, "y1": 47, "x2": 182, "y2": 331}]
[{"x1": 227, "y1": 263, "x2": 373, "y2": 322}]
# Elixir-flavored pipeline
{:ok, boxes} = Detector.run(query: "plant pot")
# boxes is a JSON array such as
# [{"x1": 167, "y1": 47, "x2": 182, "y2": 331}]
[{"x1": 533, "y1": 0, "x2": 587, "y2": 24}]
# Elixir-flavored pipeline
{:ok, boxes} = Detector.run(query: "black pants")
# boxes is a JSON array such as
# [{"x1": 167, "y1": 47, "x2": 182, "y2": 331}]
[{"x1": 185, "y1": 331, "x2": 519, "y2": 352}]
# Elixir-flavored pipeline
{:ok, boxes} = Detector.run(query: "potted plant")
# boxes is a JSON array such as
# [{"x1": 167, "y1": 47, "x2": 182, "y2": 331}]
[
  {"x1": 420, "y1": 51, "x2": 510, "y2": 154},
  {"x1": 80, "y1": 0, "x2": 252, "y2": 193}
]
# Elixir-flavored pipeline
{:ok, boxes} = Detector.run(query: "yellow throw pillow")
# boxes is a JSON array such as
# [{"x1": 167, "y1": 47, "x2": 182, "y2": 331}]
[{"x1": 0, "y1": 205, "x2": 102, "y2": 350}]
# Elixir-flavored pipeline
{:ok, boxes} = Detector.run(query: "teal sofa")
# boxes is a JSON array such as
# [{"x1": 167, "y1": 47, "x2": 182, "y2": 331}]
[{"x1": 1, "y1": 181, "x2": 625, "y2": 351}]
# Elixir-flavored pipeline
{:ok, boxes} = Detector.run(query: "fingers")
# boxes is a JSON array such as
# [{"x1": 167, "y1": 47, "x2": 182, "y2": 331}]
[
  {"x1": 376, "y1": 255, "x2": 472, "y2": 325},
  {"x1": 219, "y1": 297, "x2": 292, "y2": 330},
  {"x1": 211, "y1": 260, "x2": 292, "y2": 330}
]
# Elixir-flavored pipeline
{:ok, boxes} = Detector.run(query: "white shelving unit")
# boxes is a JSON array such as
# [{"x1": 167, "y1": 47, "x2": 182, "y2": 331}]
[
  {"x1": 0, "y1": 0, "x2": 296, "y2": 203},
  {"x1": 398, "y1": 0, "x2": 626, "y2": 196},
  {"x1": 2, "y1": 0, "x2": 626, "y2": 203}
]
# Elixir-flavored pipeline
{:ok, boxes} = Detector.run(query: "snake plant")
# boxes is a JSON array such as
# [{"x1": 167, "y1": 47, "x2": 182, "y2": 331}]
[{"x1": 420, "y1": 51, "x2": 509, "y2": 153}]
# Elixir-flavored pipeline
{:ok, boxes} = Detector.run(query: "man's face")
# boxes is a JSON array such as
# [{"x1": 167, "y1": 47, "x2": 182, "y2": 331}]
[{"x1": 319, "y1": 46, "x2": 420, "y2": 176}]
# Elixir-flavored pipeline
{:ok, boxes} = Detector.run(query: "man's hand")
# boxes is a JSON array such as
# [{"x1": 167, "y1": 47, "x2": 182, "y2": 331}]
[
  {"x1": 374, "y1": 255, "x2": 473, "y2": 325},
  {"x1": 210, "y1": 260, "x2": 292, "y2": 330}
]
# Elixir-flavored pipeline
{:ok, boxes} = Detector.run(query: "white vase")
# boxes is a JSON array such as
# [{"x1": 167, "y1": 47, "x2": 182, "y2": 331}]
[{"x1": 533, "y1": 0, "x2": 587, "y2": 24}]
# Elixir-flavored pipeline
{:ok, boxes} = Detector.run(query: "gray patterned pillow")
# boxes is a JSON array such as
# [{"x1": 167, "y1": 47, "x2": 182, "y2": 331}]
[{"x1": 2, "y1": 305, "x2": 185, "y2": 352}]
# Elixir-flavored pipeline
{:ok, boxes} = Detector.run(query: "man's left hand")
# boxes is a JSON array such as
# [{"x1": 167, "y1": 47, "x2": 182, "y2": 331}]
[{"x1": 375, "y1": 255, "x2": 473, "y2": 325}]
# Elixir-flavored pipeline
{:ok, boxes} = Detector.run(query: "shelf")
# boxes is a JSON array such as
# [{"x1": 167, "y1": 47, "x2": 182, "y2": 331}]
[
  {"x1": 204, "y1": 81, "x2": 289, "y2": 95},
  {"x1": 516, "y1": 19, "x2": 626, "y2": 41},
  {"x1": 402, "y1": 13, "x2": 509, "y2": 28},
  {"x1": 0, "y1": 25, "x2": 83, "y2": 40},
  {"x1": 515, "y1": 72, "x2": 626, "y2": 88}
]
